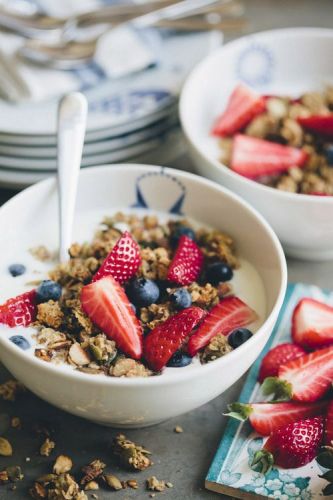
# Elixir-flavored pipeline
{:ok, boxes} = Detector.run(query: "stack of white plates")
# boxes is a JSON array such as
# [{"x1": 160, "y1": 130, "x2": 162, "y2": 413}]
[{"x1": 0, "y1": 29, "x2": 222, "y2": 188}]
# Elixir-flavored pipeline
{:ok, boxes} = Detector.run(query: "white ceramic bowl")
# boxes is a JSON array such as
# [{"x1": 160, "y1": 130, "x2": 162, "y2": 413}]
[
  {"x1": 180, "y1": 28, "x2": 333, "y2": 260},
  {"x1": 0, "y1": 165, "x2": 286, "y2": 427}
]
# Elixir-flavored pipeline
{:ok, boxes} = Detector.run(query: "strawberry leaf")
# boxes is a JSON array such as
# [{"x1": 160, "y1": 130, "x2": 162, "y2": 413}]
[
  {"x1": 251, "y1": 450, "x2": 274, "y2": 475},
  {"x1": 224, "y1": 403, "x2": 253, "y2": 421},
  {"x1": 261, "y1": 377, "x2": 293, "y2": 402}
]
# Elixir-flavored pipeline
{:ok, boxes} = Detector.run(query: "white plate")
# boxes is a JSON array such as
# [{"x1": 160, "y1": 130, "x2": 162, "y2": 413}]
[
  {"x1": 0, "y1": 110, "x2": 178, "y2": 158},
  {"x1": 0, "y1": 130, "x2": 186, "y2": 188},
  {"x1": 0, "y1": 125, "x2": 181, "y2": 171},
  {"x1": 0, "y1": 31, "x2": 220, "y2": 138},
  {"x1": 0, "y1": 102, "x2": 177, "y2": 146}
]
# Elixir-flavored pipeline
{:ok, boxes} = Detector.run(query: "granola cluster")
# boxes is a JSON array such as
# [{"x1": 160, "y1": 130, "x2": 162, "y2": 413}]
[
  {"x1": 0, "y1": 378, "x2": 178, "y2": 497},
  {"x1": 32, "y1": 213, "x2": 237, "y2": 376},
  {"x1": 220, "y1": 87, "x2": 333, "y2": 195}
]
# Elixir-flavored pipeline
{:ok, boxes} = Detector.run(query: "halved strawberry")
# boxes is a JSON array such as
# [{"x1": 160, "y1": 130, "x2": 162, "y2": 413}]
[
  {"x1": 167, "y1": 235, "x2": 203, "y2": 286},
  {"x1": 292, "y1": 298, "x2": 333, "y2": 349},
  {"x1": 262, "y1": 346, "x2": 333, "y2": 402},
  {"x1": 258, "y1": 342, "x2": 306, "y2": 383},
  {"x1": 226, "y1": 400, "x2": 327, "y2": 436},
  {"x1": 81, "y1": 275, "x2": 142, "y2": 359},
  {"x1": 251, "y1": 416, "x2": 324, "y2": 472},
  {"x1": 143, "y1": 307, "x2": 206, "y2": 371},
  {"x1": 230, "y1": 134, "x2": 308, "y2": 178},
  {"x1": 298, "y1": 114, "x2": 333, "y2": 138},
  {"x1": 325, "y1": 400, "x2": 333, "y2": 446},
  {"x1": 212, "y1": 83, "x2": 265, "y2": 137},
  {"x1": 0, "y1": 289, "x2": 37, "y2": 327},
  {"x1": 92, "y1": 231, "x2": 141, "y2": 284},
  {"x1": 187, "y1": 296, "x2": 257, "y2": 357}
]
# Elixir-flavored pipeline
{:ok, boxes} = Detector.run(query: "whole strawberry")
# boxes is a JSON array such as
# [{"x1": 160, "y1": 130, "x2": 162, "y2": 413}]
[{"x1": 251, "y1": 416, "x2": 324, "y2": 473}]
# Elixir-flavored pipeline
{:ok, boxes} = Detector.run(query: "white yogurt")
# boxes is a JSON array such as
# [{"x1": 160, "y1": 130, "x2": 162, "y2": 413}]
[{"x1": 0, "y1": 209, "x2": 267, "y2": 378}]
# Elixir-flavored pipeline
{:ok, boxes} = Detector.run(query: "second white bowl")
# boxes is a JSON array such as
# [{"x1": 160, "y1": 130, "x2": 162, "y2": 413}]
[{"x1": 180, "y1": 28, "x2": 333, "y2": 260}]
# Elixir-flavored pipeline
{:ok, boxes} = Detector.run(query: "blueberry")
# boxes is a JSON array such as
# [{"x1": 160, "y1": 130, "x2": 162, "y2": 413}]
[
  {"x1": 171, "y1": 225, "x2": 196, "y2": 246},
  {"x1": 8, "y1": 264, "x2": 26, "y2": 277},
  {"x1": 126, "y1": 278, "x2": 160, "y2": 307},
  {"x1": 36, "y1": 280, "x2": 62, "y2": 303},
  {"x1": 206, "y1": 262, "x2": 233, "y2": 285},
  {"x1": 169, "y1": 288, "x2": 192, "y2": 309},
  {"x1": 325, "y1": 145, "x2": 333, "y2": 165},
  {"x1": 228, "y1": 328, "x2": 253, "y2": 349},
  {"x1": 10, "y1": 335, "x2": 30, "y2": 350},
  {"x1": 167, "y1": 351, "x2": 192, "y2": 368}
]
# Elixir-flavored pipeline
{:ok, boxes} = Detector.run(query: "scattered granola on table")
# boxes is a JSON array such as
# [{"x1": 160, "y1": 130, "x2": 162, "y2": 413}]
[
  {"x1": 146, "y1": 476, "x2": 167, "y2": 492},
  {"x1": 1, "y1": 212, "x2": 258, "y2": 376},
  {"x1": 0, "y1": 379, "x2": 25, "y2": 401},
  {"x1": 113, "y1": 434, "x2": 152, "y2": 471},
  {"x1": 213, "y1": 83, "x2": 333, "y2": 195}
]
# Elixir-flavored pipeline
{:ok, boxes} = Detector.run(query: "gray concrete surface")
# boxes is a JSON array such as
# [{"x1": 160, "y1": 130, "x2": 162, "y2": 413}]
[{"x1": 0, "y1": 0, "x2": 333, "y2": 498}]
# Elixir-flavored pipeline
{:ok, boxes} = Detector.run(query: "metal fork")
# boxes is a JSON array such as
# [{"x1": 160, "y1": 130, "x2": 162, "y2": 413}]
[{"x1": 18, "y1": 0, "x2": 231, "y2": 70}]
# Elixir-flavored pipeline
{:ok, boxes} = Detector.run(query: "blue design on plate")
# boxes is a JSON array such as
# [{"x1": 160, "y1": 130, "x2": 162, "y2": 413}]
[
  {"x1": 132, "y1": 168, "x2": 186, "y2": 215},
  {"x1": 90, "y1": 90, "x2": 173, "y2": 115},
  {"x1": 236, "y1": 43, "x2": 274, "y2": 87}
]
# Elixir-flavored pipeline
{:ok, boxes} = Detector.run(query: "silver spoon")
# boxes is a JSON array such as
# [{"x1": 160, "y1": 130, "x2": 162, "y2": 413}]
[
  {"x1": 57, "y1": 92, "x2": 87, "y2": 263},
  {"x1": 19, "y1": 0, "x2": 227, "y2": 70}
]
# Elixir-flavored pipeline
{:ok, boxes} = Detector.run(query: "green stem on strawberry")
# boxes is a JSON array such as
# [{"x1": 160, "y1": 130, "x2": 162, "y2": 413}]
[
  {"x1": 261, "y1": 376, "x2": 293, "y2": 402},
  {"x1": 251, "y1": 450, "x2": 274, "y2": 475},
  {"x1": 224, "y1": 403, "x2": 253, "y2": 421}
]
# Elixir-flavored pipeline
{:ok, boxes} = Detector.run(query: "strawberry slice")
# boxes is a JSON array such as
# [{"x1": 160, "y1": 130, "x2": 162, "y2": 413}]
[
  {"x1": 0, "y1": 289, "x2": 37, "y2": 327},
  {"x1": 262, "y1": 346, "x2": 333, "y2": 402},
  {"x1": 258, "y1": 342, "x2": 306, "y2": 383},
  {"x1": 81, "y1": 275, "x2": 142, "y2": 359},
  {"x1": 325, "y1": 400, "x2": 333, "y2": 446},
  {"x1": 187, "y1": 296, "x2": 257, "y2": 357},
  {"x1": 143, "y1": 307, "x2": 206, "y2": 371},
  {"x1": 92, "y1": 231, "x2": 141, "y2": 284},
  {"x1": 167, "y1": 235, "x2": 203, "y2": 286},
  {"x1": 226, "y1": 401, "x2": 327, "y2": 436},
  {"x1": 251, "y1": 416, "x2": 324, "y2": 472},
  {"x1": 298, "y1": 114, "x2": 333, "y2": 138},
  {"x1": 212, "y1": 83, "x2": 265, "y2": 137},
  {"x1": 292, "y1": 298, "x2": 333, "y2": 349},
  {"x1": 230, "y1": 134, "x2": 308, "y2": 178}
]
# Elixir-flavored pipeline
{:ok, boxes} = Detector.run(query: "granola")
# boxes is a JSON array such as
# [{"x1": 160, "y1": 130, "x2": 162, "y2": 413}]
[
  {"x1": 113, "y1": 434, "x2": 152, "y2": 471},
  {"x1": 4, "y1": 213, "x2": 256, "y2": 377},
  {"x1": 217, "y1": 85, "x2": 333, "y2": 195}
]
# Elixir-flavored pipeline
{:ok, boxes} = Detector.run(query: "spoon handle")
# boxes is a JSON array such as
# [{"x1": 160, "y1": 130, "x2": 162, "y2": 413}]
[{"x1": 57, "y1": 92, "x2": 87, "y2": 263}]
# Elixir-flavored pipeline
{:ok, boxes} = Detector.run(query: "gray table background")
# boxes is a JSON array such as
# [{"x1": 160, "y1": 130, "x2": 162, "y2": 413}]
[{"x1": 1, "y1": 0, "x2": 333, "y2": 498}]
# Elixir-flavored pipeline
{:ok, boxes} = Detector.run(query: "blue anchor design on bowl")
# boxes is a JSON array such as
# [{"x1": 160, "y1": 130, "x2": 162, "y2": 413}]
[{"x1": 132, "y1": 168, "x2": 186, "y2": 215}]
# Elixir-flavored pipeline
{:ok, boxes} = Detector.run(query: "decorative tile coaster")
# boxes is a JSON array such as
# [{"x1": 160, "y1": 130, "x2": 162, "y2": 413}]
[{"x1": 206, "y1": 283, "x2": 333, "y2": 499}]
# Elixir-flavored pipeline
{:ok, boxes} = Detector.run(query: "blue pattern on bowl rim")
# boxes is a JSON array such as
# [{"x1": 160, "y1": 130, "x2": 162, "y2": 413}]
[
  {"x1": 235, "y1": 43, "x2": 274, "y2": 88},
  {"x1": 132, "y1": 168, "x2": 186, "y2": 215}
]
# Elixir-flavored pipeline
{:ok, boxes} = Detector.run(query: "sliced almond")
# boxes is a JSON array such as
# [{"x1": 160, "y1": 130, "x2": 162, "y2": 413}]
[{"x1": 68, "y1": 343, "x2": 91, "y2": 366}]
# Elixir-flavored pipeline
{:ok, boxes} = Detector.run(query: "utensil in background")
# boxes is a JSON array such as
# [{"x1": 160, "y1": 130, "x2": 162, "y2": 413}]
[
  {"x1": 57, "y1": 92, "x2": 87, "y2": 262},
  {"x1": 18, "y1": 0, "x2": 232, "y2": 69},
  {"x1": 0, "y1": 48, "x2": 31, "y2": 101}
]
